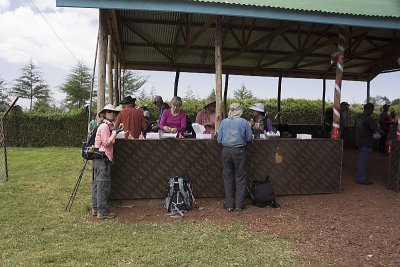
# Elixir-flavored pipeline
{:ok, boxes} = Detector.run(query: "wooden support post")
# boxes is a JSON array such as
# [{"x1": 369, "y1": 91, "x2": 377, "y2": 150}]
[
  {"x1": 97, "y1": 9, "x2": 107, "y2": 113},
  {"x1": 331, "y1": 25, "x2": 347, "y2": 140},
  {"x1": 215, "y1": 17, "x2": 223, "y2": 132},
  {"x1": 322, "y1": 77, "x2": 326, "y2": 124},
  {"x1": 107, "y1": 35, "x2": 113, "y2": 105},
  {"x1": 223, "y1": 73, "x2": 229, "y2": 119},
  {"x1": 117, "y1": 62, "x2": 121, "y2": 103},
  {"x1": 277, "y1": 75, "x2": 282, "y2": 124},
  {"x1": 174, "y1": 67, "x2": 180, "y2": 97},
  {"x1": 367, "y1": 80, "x2": 370, "y2": 103},
  {"x1": 114, "y1": 54, "x2": 119, "y2": 105}
]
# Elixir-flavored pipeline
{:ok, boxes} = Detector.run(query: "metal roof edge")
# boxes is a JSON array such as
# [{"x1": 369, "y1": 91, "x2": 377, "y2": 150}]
[{"x1": 56, "y1": 0, "x2": 400, "y2": 29}]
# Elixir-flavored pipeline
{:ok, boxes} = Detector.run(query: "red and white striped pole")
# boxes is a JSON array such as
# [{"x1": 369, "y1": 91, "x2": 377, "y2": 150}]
[{"x1": 331, "y1": 25, "x2": 347, "y2": 140}]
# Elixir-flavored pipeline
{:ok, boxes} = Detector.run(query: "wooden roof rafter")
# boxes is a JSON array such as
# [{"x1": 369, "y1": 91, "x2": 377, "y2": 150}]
[
  {"x1": 122, "y1": 21, "x2": 173, "y2": 62},
  {"x1": 173, "y1": 15, "x2": 217, "y2": 63}
]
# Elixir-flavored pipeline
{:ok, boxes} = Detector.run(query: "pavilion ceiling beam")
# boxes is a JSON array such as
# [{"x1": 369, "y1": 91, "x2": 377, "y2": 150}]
[
  {"x1": 253, "y1": 38, "x2": 274, "y2": 72},
  {"x1": 124, "y1": 41, "x2": 377, "y2": 61},
  {"x1": 171, "y1": 15, "x2": 182, "y2": 62},
  {"x1": 122, "y1": 22, "x2": 173, "y2": 62},
  {"x1": 221, "y1": 17, "x2": 233, "y2": 46},
  {"x1": 259, "y1": 37, "x2": 337, "y2": 68},
  {"x1": 108, "y1": 10, "x2": 125, "y2": 64},
  {"x1": 281, "y1": 33, "x2": 299, "y2": 52},
  {"x1": 366, "y1": 40, "x2": 400, "y2": 74},
  {"x1": 245, "y1": 18, "x2": 257, "y2": 48},
  {"x1": 185, "y1": 14, "x2": 193, "y2": 45},
  {"x1": 291, "y1": 24, "x2": 317, "y2": 69},
  {"x1": 223, "y1": 21, "x2": 293, "y2": 62},
  {"x1": 227, "y1": 24, "x2": 243, "y2": 48},
  {"x1": 173, "y1": 15, "x2": 217, "y2": 62},
  {"x1": 123, "y1": 61, "x2": 369, "y2": 80}
]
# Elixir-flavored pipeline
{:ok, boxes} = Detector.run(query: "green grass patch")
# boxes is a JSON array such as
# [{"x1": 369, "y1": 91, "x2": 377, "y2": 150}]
[{"x1": 0, "y1": 147, "x2": 300, "y2": 266}]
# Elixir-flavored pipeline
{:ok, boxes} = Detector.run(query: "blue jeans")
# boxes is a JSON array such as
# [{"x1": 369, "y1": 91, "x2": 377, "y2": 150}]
[
  {"x1": 356, "y1": 146, "x2": 373, "y2": 183},
  {"x1": 92, "y1": 158, "x2": 112, "y2": 215},
  {"x1": 221, "y1": 146, "x2": 247, "y2": 209}
]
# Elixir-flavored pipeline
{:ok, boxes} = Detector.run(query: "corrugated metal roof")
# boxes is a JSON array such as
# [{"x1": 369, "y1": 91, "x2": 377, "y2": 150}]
[
  {"x1": 192, "y1": 0, "x2": 400, "y2": 18},
  {"x1": 116, "y1": 10, "x2": 400, "y2": 81}
]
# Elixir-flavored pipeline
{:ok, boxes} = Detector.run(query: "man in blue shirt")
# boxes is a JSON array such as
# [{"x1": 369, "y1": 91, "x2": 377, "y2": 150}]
[{"x1": 217, "y1": 103, "x2": 253, "y2": 211}]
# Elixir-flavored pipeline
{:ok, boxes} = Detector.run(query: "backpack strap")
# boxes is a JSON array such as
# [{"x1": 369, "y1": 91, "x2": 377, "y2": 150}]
[
  {"x1": 165, "y1": 177, "x2": 176, "y2": 211},
  {"x1": 178, "y1": 177, "x2": 190, "y2": 208}
]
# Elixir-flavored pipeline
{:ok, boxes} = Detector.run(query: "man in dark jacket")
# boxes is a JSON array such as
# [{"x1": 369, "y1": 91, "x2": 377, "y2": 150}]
[{"x1": 354, "y1": 103, "x2": 379, "y2": 185}]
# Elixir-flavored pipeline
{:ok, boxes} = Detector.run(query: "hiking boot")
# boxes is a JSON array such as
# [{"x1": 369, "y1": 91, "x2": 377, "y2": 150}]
[
  {"x1": 225, "y1": 208, "x2": 234, "y2": 212},
  {"x1": 235, "y1": 208, "x2": 243, "y2": 212},
  {"x1": 91, "y1": 208, "x2": 98, "y2": 216},
  {"x1": 97, "y1": 212, "x2": 116, "y2": 219}
]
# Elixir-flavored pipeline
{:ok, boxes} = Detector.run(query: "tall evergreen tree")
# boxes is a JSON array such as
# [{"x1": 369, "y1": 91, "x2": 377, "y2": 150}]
[
  {"x1": 233, "y1": 83, "x2": 253, "y2": 100},
  {"x1": 11, "y1": 59, "x2": 50, "y2": 111},
  {"x1": 121, "y1": 70, "x2": 147, "y2": 97},
  {"x1": 0, "y1": 77, "x2": 10, "y2": 112},
  {"x1": 60, "y1": 61, "x2": 92, "y2": 109}
]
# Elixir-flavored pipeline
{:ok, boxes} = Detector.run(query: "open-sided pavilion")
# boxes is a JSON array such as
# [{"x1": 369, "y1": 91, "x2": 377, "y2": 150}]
[{"x1": 57, "y1": 0, "x2": 400, "y2": 197}]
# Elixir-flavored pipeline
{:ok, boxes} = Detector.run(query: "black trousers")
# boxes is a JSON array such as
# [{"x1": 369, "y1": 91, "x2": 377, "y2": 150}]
[{"x1": 221, "y1": 146, "x2": 247, "y2": 209}]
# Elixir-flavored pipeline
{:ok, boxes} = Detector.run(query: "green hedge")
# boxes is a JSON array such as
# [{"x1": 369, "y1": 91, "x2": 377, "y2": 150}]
[
  {"x1": 4, "y1": 106, "x2": 87, "y2": 147},
  {"x1": 5, "y1": 101, "x2": 397, "y2": 147}
]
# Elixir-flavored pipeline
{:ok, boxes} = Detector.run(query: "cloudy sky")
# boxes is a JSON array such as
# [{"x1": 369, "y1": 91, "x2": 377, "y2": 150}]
[{"x1": 0, "y1": 0, "x2": 399, "y2": 108}]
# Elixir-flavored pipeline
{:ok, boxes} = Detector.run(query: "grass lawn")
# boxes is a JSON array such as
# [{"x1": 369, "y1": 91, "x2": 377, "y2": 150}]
[{"x1": 0, "y1": 147, "x2": 300, "y2": 266}]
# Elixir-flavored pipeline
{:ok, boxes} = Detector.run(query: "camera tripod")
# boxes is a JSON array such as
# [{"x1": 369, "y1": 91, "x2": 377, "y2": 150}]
[{"x1": 65, "y1": 159, "x2": 88, "y2": 212}]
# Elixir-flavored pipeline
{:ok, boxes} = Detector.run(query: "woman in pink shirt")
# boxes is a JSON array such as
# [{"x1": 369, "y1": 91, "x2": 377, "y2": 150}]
[
  {"x1": 160, "y1": 96, "x2": 187, "y2": 136},
  {"x1": 93, "y1": 104, "x2": 117, "y2": 220}
]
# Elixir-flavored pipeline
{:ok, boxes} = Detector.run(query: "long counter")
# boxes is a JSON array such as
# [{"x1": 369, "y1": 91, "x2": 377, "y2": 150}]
[{"x1": 110, "y1": 138, "x2": 343, "y2": 199}]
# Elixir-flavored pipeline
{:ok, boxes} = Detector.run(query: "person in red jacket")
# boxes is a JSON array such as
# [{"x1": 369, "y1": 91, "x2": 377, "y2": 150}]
[{"x1": 114, "y1": 96, "x2": 147, "y2": 139}]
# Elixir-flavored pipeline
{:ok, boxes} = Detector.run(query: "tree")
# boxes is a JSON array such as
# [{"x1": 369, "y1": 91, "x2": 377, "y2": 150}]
[
  {"x1": 0, "y1": 76, "x2": 10, "y2": 112},
  {"x1": 137, "y1": 88, "x2": 150, "y2": 101},
  {"x1": 11, "y1": 59, "x2": 50, "y2": 111},
  {"x1": 233, "y1": 83, "x2": 253, "y2": 99},
  {"x1": 369, "y1": 95, "x2": 390, "y2": 106},
  {"x1": 183, "y1": 88, "x2": 198, "y2": 100},
  {"x1": 59, "y1": 61, "x2": 92, "y2": 110},
  {"x1": 391, "y1": 98, "x2": 400, "y2": 106},
  {"x1": 208, "y1": 88, "x2": 216, "y2": 99},
  {"x1": 121, "y1": 70, "x2": 147, "y2": 97}
]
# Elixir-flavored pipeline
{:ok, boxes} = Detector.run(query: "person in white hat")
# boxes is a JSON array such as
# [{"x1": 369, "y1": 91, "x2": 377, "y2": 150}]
[
  {"x1": 249, "y1": 103, "x2": 273, "y2": 138},
  {"x1": 217, "y1": 103, "x2": 253, "y2": 212},
  {"x1": 92, "y1": 104, "x2": 117, "y2": 219}
]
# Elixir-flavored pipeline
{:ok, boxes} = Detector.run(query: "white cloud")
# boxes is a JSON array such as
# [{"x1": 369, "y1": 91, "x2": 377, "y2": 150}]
[
  {"x1": 0, "y1": 0, "x2": 10, "y2": 10},
  {"x1": 0, "y1": 1, "x2": 98, "y2": 71}
]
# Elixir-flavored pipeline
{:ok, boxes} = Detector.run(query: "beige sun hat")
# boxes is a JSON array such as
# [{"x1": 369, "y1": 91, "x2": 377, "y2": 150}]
[
  {"x1": 115, "y1": 104, "x2": 123, "y2": 112},
  {"x1": 100, "y1": 104, "x2": 116, "y2": 114},
  {"x1": 204, "y1": 96, "x2": 216, "y2": 108}
]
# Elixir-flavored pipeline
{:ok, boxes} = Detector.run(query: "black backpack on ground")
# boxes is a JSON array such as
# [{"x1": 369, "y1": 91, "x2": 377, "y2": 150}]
[
  {"x1": 165, "y1": 175, "x2": 195, "y2": 216},
  {"x1": 248, "y1": 176, "x2": 280, "y2": 208}
]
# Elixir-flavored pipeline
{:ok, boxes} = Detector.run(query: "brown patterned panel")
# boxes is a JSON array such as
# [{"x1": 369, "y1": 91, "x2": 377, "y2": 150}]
[
  {"x1": 297, "y1": 140, "x2": 342, "y2": 194},
  {"x1": 388, "y1": 141, "x2": 400, "y2": 192},
  {"x1": 111, "y1": 139, "x2": 342, "y2": 199}
]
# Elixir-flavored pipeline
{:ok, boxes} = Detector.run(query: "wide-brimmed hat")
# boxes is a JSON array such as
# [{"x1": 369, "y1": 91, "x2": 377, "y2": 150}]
[
  {"x1": 340, "y1": 102, "x2": 350, "y2": 107},
  {"x1": 121, "y1": 96, "x2": 136, "y2": 104},
  {"x1": 204, "y1": 97, "x2": 216, "y2": 108},
  {"x1": 100, "y1": 104, "x2": 116, "y2": 114},
  {"x1": 383, "y1": 103, "x2": 391, "y2": 108},
  {"x1": 249, "y1": 103, "x2": 265, "y2": 113},
  {"x1": 115, "y1": 104, "x2": 123, "y2": 112}
]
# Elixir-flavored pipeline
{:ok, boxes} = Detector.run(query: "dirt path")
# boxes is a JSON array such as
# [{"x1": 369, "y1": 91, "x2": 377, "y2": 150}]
[{"x1": 113, "y1": 149, "x2": 400, "y2": 266}]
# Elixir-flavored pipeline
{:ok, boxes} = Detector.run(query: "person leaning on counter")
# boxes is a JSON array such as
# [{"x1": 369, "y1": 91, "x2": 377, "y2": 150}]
[{"x1": 159, "y1": 96, "x2": 187, "y2": 137}]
